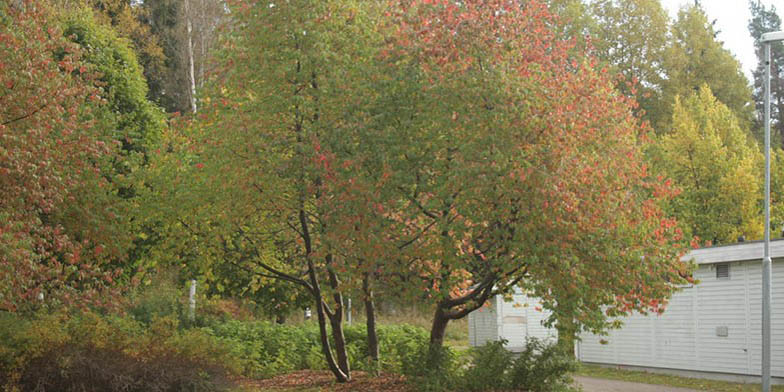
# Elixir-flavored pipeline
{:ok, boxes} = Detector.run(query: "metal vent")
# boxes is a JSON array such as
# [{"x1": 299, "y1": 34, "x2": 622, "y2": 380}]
[{"x1": 716, "y1": 264, "x2": 730, "y2": 279}]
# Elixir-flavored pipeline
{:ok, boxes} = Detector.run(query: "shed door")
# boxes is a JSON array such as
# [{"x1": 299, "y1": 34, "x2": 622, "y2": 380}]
[{"x1": 499, "y1": 298, "x2": 528, "y2": 348}]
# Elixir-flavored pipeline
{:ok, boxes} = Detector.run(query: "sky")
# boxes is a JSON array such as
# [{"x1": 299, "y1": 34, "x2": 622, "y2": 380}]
[{"x1": 659, "y1": 0, "x2": 784, "y2": 80}]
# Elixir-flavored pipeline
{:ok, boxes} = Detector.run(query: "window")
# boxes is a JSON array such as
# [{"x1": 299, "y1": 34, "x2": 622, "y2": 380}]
[{"x1": 716, "y1": 263, "x2": 730, "y2": 279}]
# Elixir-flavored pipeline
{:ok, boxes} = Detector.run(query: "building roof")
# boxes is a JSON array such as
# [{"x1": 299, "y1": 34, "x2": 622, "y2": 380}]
[{"x1": 682, "y1": 238, "x2": 784, "y2": 265}]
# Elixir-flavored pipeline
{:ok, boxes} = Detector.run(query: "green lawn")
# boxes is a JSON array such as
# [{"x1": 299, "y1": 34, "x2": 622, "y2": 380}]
[{"x1": 576, "y1": 363, "x2": 784, "y2": 392}]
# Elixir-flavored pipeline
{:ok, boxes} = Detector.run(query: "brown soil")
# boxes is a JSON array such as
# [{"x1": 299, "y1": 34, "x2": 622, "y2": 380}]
[{"x1": 239, "y1": 370, "x2": 412, "y2": 391}]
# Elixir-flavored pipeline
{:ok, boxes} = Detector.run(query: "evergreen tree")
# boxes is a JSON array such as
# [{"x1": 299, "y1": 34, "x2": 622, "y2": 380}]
[
  {"x1": 749, "y1": 0, "x2": 784, "y2": 145},
  {"x1": 659, "y1": 4, "x2": 754, "y2": 135}
]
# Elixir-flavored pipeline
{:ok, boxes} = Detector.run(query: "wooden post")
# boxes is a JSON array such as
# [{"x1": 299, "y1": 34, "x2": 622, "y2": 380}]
[{"x1": 189, "y1": 279, "x2": 197, "y2": 321}]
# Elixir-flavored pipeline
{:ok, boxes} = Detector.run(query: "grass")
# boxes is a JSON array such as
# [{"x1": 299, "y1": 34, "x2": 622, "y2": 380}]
[{"x1": 576, "y1": 363, "x2": 784, "y2": 392}]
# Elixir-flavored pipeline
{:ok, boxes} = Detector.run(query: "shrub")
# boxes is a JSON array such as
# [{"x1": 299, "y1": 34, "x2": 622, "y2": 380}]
[
  {"x1": 204, "y1": 319, "x2": 430, "y2": 378},
  {"x1": 0, "y1": 311, "x2": 238, "y2": 392},
  {"x1": 507, "y1": 337, "x2": 578, "y2": 392},
  {"x1": 461, "y1": 340, "x2": 514, "y2": 391},
  {"x1": 401, "y1": 342, "x2": 464, "y2": 392}
]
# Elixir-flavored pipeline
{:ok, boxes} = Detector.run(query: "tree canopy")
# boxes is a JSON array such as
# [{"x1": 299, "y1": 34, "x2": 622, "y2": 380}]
[
  {"x1": 650, "y1": 85, "x2": 763, "y2": 245},
  {"x1": 0, "y1": 2, "x2": 126, "y2": 311}
]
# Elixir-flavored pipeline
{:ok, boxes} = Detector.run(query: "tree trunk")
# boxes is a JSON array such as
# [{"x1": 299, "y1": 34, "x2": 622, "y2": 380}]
[
  {"x1": 328, "y1": 308, "x2": 351, "y2": 377},
  {"x1": 324, "y1": 263, "x2": 350, "y2": 378},
  {"x1": 363, "y1": 275, "x2": 379, "y2": 373},
  {"x1": 183, "y1": 0, "x2": 197, "y2": 113},
  {"x1": 429, "y1": 306, "x2": 450, "y2": 348},
  {"x1": 275, "y1": 314, "x2": 286, "y2": 324},
  {"x1": 314, "y1": 295, "x2": 349, "y2": 382},
  {"x1": 305, "y1": 252, "x2": 348, "y2": 382},
  {"x1": 555, "y1": 314, "x2": 577, "y2": 357}
]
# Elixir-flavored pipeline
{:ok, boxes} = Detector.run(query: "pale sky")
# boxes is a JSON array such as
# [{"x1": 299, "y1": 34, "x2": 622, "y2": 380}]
[{"x1": 659, "y1": 0, "x2": 784, "y2": 80}]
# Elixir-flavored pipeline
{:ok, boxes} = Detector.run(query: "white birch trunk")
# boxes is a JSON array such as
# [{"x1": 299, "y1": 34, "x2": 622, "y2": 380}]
[{"x1": 184, "y1": 0, "x2": 197, "y2": 113}]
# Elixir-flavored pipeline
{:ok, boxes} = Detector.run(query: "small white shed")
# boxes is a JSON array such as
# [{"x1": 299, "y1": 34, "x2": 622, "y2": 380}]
[
  {"x1": 468, "y1": 287, "x2": 558, "y2": 351},
  {"x1": 576, "y1": 239, "x2": 784, "y2": 384}
]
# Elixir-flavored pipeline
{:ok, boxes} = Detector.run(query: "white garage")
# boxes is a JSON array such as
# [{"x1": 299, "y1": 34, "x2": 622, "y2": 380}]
[
  {"x1": 467, "y1": 287, "x2": 557, "y2": 351},
  {"x1": 576, "y1": 239, "x2": 784, "y2": 384}
]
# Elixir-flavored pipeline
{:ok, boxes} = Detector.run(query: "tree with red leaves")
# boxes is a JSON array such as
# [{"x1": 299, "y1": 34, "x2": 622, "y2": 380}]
[
  {"x1": 371, "y1": 0, "x2": 694, "y2": 349},
  {"x1": 182, "y1": 0, "x2": 693, "y2": 382},
  {"x1": 0, "y1": 2, "x2": 124, "y2": 312}
]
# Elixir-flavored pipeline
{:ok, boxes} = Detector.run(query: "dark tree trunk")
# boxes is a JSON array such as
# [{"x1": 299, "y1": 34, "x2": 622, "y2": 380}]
[
  {"x1": 275, "y1": 314, "x2": 286, "y2": 324},
  {"x1": 328, "y1": 308, "x2": 350, "y2": 377},
  {"x1": 429, "y1": 306, "x2": 451, "y2": 348},
  {"x1": 325, "y1": 264, "x2": 350, "y2": 377},
  {"x1": 305, "y1": 255, "x2": 349, "y2": 382},
  {"x1": 363, "y1": 275, "x2": 379, "y2": 372},
  {"x1": 313, "y1": 295, "x2": 348, "y2": 382}
]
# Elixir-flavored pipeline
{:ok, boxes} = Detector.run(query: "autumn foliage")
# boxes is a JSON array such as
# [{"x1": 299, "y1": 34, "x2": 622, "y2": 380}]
[
  {"x1": 0, "y1": 3, "x2": 124, "y2": 311},
  {"x1": 169, "y1": 0, "x2": 697, "y2": 382},
  {"x1": 371, "y1": 0, "x2": 692, "y2": 340}
]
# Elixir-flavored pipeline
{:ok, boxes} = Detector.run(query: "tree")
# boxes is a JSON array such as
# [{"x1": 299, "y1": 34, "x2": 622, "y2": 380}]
[
  {"x1": 138, "y1": 0, "x2": 224, "y2": 113},
  {"x1": 376, "y1": 0, "x2": 692, "y2": 350},
  {"x1": 160, "y1": 0, "x2": 388, "y2": 382},
  {"x1": 61, "y1": 10, "x2": 165, "y2": 159},
  {"x1": 659, "y1": 3, "x2": 755, "y2": 134},
  {"x1": 649, "y1": 85, "x2": 763, "y2": 245},
  {"x1": 749, "y1": 0, "x2": 784, "y2": 146},
  {"x1": 589, "y1": 0, "x2": 670, "y2": 127},
  {"x1": 86, "y1": 0, "x2": 168, "y2": 109},
  {"x1": 545, "y1": 0, "x2": 595, "y2": 52},
  {"x1": 0, "y1": 1, "x2": 126, "y2": 311}
]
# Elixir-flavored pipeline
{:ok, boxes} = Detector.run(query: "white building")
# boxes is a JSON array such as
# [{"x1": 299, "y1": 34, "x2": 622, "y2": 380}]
[
  {"x1": 468, "y1": 240, "x2": 784, "y2": 383},
  {"x1": 467, "y1": 287, "x2": 557, "y2": 351},
  {"x1": 577, "y1": 240, "x2": 784, "y2": 384}
]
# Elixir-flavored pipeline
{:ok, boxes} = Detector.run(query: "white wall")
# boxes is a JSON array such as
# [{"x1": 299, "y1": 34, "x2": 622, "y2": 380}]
[
  {"x1": 468, "y1": 289, "x2": 557, "y2": 350},
  {"x1": 577, "y1": 260, "x2": 784, "y2": 377},
  {"x1": 469, "y1": 295, "x2": 500, "y2": 347}
]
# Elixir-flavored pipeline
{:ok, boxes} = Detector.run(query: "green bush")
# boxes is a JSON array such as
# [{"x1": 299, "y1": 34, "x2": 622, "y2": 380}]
[
  {"x1": 462, "y1": 340, "x2": 514, "y2": 391},
  {"x1": 507, "y1": 337, "x2": 578, "y2": 392},
  {"x1": 203, "y1": 320, "x2": 429, "y2": 378},
  {"x1": 205, "y1": 319, "x2": 319, "y2": 378},
  {"x1": 401, "y1": 342, "x2": 463, "y2": 392},
  {"x1": 0, "y1": 311, "x2": 238, "y2": 392},
  {"x1": 126, "y1": 277, "x2": 186, "y2": 326},
  {"x1": 406, "y1": 337, "x2": 575, "y2": 392}
]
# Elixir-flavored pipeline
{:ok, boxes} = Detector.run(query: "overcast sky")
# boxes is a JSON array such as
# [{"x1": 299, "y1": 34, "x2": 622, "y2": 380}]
[{"x1": 658, "y1": 0, "x2": 784, "y2": 80}]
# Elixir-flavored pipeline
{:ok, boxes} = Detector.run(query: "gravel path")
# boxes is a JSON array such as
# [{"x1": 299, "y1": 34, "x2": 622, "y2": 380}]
[{"x1": 574, "y1": 376, "x2": 703, "y2": 392}]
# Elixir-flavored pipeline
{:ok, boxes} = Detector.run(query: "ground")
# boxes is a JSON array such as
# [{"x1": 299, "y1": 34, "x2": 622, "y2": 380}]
[
  {"x1": 241, "y1": 367, "x2": 784, "y2": 392},
  {"x1": 576, "y1": 364, "x2": 784, "y2": 392},
  {"x1": 238, "y1": 370, "x2": 410, "y2": 392},
  {"x1": 575, "y1": 376, "x2": 700, "y2": 392}
]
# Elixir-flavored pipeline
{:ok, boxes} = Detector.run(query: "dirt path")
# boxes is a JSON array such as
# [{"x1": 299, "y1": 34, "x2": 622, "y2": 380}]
[{"x1": 575, "y1": 376, "x2": 703, "y2": 392}]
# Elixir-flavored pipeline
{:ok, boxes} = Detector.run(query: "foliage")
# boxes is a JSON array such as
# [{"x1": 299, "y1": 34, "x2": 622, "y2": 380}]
[
  {"x1": 137, "y1": 0, "x2": 224, "y2": 113},
  {"x1": 204, "y1": 320, "x2": 429, "y2": 378},
  {"x1": 507, "y1": 338, "x2": 578, "y2": 392},
  {"x1": 456, "y1": 338, "x2": 577, "y2": 392},
  {"x1": 649, "y1": 85, "x2": 764, "y2": 244},
  {"x1": 167, "y1": 0, "x2": 392, "y2": 381},
  {"x1": 49, "y1": 0, "x2": 169, "y2": 110},
  {"x1": 125, "y1": 269, "x2": 193, "y2": 325},
  {"x1": 0, "y1": 311, "x2": 237, "y2": 392},
  {"x1": 61, "y1": 9, "x2": 165, "y2": 158},
  {"x1": 59, "y1": 6, "x2": 166, "y2": 284},
  {"x1": 373, "y1": 0, "x2": 691, "y2": 344},
  {"x1": 400, "y1": 343, "x2": 463, "y2": 392},
  {"x1": 0, "y1": 1, "x2": 126, "y2": 312},
  {"x1": 461, "y1": 340, "x2": 514, "y2": 391},
  {"x1": 659, "y1": 3, "x2": 755, "y2": 135},
  {"x1": 589, "y1": 0, "x2": 670, "y2": 125},
  {"x1": 749, "y1": 0, "x2": 784, "y2": 146}
]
